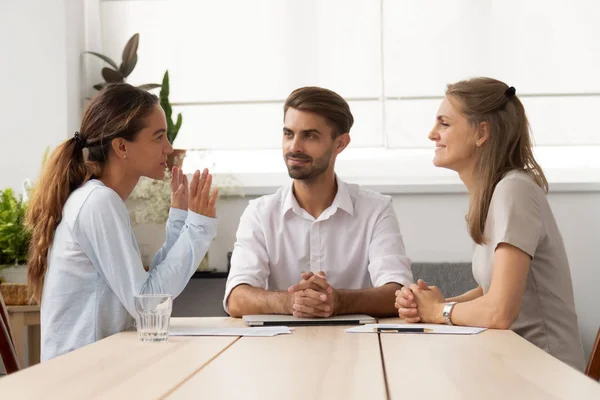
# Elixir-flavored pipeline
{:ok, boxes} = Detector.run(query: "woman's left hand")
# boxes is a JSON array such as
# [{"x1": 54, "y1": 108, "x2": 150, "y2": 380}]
[
  {"x1": 170, "y1": 166, "x2": 189, "y2": 211},
  {"x1": 410, "y1": 279, "x2": 446, "y2": 324}
]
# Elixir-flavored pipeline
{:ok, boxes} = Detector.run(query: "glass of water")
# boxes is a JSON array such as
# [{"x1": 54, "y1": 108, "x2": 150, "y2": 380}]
[{"x1": 134, "y1": 294, "x2": 172, "y2": 342}]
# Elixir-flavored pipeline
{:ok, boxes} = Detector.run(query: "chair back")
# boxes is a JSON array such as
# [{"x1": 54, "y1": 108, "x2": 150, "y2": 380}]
[
  {"x1": 0, "y1": 292, "x2": 20, "y2": 374},
  {"x1": 586, "y1": 327, "x2": 600, "y2": 381}
]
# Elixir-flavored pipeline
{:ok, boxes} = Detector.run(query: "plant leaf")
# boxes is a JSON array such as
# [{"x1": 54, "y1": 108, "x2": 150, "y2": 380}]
[
  {"x1": 166, "y1": 120, "x2": 175, "y2": 144},
  {"x1": 41, "y1": 147, "x2": 50, "y2": 167},
  {"x1": 120, "y1": 54, "x2": 137, "y2": 78},
  {"x1": 0, "y1": 188, "x2": 30, "y2": 264},
  {"x1": 137, "y1": 83, "x2": 162, "y2": 91},
  {"x1": 83, "y1": 51, "x2": 118, "y2": 70},
  {"x1": 163, "y1": 99, "x2": 173, "y2": 131},
  {"x1": 169, "y1": 113, "x2": 182, "y2": 144},
  {"x1": 160, "y1": 71, "x2": 171, "y2": 115},
  {"x1": 175, "y1": 113, "x2": 182, "y2": 131},
  {"x1": 93, "y1": 82, "x2": 106, "y2": 91},
  {"x1": 102, "y1": 67, "x2": 124, "y2": 83},
  {"x1": 160, "y1": 70, "x2": 170, "y2": 98},
  {"x1": 121, "y1": 33, "x2": 140, "y2": 71},
  {"x1": 161, "y1": 98, "x2": 172, "y2": 119}
]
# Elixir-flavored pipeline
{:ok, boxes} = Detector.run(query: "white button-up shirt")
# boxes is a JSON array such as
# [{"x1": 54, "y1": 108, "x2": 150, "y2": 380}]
[{"x1": 224, "y1": 177, "x2": 413, "y2": 311}]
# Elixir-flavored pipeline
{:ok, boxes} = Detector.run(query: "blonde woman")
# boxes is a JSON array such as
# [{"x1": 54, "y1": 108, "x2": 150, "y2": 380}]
[{"x1": 395, "y1": 78, "x2": 585, "y2": 371}]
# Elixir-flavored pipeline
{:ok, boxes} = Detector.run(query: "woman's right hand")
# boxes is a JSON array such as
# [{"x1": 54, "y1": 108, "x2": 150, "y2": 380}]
[
  {"x1": 188, "y1": 168, "x2": 219, "y2": 218},
  {"x1": 395, "y1": 285, "x2": 420, "y2": 323}
]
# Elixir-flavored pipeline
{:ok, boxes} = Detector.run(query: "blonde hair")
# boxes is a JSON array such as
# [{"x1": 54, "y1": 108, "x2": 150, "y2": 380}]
[
  {"x1": 446, "y1": 77, "x2": 548, "y2": 244},
  {"x1": 26, "y1": 84, "x2": 158, "y2": 303}
]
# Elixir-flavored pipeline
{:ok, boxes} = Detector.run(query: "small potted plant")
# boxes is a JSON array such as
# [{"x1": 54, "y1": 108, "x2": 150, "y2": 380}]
[
  {"x1": 0, "y1": 188, "x2": 31, "y2": 305},
  {"x1": 84, "y1": 33, "x2": 161, "y2": 91},
  {"x1": 160, "y1": 70, "x2": 186, "y2": 168}
]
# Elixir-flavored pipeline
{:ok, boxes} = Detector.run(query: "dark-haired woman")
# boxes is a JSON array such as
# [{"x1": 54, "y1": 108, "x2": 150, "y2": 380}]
[{"x1": 27, "y1": 83, "x2": 218, "y2": 360}]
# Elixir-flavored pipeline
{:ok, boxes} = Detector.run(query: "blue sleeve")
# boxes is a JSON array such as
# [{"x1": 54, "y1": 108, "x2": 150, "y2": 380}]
[
  {"x1": 149, "y1": 208, "x2": 188, "y2": 270},
  {"x1": 74, "y1": 187, "x2": 218, "y2": 318}
]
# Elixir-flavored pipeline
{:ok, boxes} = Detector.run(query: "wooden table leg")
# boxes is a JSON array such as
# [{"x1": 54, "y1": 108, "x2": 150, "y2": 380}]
[
  {"x1": 8, "y1": 312, "x2": 27, "y2": 367},
  {"x1": 28, "y1": 324, "x2": 41, "y2": 366}
]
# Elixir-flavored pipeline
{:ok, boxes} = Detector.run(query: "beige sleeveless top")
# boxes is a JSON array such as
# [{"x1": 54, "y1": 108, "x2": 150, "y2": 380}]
[{"x1": 472, "y1": 170, "x2": 585, "y2": 371}]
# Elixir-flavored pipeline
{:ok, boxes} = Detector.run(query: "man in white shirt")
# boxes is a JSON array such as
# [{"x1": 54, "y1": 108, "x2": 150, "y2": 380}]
[{"x1": 225, "y1": 86, "x2": 413, "y2": 318}]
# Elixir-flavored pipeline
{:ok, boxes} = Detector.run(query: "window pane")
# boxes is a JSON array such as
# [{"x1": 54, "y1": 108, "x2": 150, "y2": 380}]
[
  {"x1": 384, "y1": 0, "x2": 600, "y2": 96},
  {"x1": 100, "y1": 0, "x2": 382, "y2": 102},
  {"x1": 521, "y1": 96, "x2": 600, "y2": 146},
  {"x1": 490, "y1": 0, "x2": 600, "y2": 94},
  {"x1": 385, "y1": 99, "x2": 440, "y2": 149},
  {"x1": 383, "y1": 0, "x2": 491, "y2": 97},
  {"x1": 385, "y1": 96, "x2": 600, "y2": 149},
  {"x1": 172, "y1": 100, "x2": 382, "y2": 150}
]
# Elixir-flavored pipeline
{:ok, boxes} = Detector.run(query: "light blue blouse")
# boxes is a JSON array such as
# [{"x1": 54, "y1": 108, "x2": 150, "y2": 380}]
[{"x1": 41, "y1": 179, "x2": 217, "y2": 361}]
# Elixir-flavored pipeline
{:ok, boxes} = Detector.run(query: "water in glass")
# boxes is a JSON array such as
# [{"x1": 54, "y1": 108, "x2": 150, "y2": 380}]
[{"x1": 134, "y1": 294, "x2": 172, "y2": 342}]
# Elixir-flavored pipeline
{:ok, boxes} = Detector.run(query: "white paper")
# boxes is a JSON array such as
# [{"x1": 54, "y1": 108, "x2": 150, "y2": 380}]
[
  {"x1": 345, "y1": 323, "x2": 487, "y2": 335},
  {"x1": 169, "y1": 326, "x2": 292, "y2": 337}
]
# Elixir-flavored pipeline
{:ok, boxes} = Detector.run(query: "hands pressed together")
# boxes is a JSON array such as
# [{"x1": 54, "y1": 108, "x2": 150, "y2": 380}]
[
  {"x1": 170, "y1": 166, "x2": 218, "y2": 218},
  {"x1": 395, "y1": 279, "x2": 446, "y2": 324},
  {"x1": 287, "y1": 271, "x2": 339, "y2": 318}
]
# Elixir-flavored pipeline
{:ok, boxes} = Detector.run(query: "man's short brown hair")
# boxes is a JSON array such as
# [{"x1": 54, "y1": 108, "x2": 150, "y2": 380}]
[{"x1": 284, "y1": 86, "x2": 354, "y2": 138}]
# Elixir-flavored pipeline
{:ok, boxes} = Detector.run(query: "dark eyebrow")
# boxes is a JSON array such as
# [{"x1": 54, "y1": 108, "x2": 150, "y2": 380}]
[
  {"x1": 283, "y1": 127, "x2": 321, "y2": 135},
  {"x1": 153, "y1": 129, "x2": 167, "y2": 136},
  {"x1": 301, "y1": 129, "x2": 321, "y2": 135}
]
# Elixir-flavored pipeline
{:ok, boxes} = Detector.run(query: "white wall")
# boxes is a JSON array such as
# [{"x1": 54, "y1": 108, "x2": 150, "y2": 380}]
[
  {"x1": 0, "y1": 0, "x2": 75, "y2": 193},
  {"x1": 0, "y1": 0, "x2": 71, "y2": 374}
]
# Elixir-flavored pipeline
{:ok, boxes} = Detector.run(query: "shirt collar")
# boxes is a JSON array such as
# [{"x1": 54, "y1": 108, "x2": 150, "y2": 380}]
[
  {"x1": 281, "y1": 175, "x2": 354, "y2": 217},
  {"x1": 282, "y1": 184, "x2": 303, "y2": 216}
]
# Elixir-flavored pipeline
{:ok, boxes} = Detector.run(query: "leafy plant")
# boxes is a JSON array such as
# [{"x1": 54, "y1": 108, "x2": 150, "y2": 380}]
[
  {"x1": 84, "y1": 33, "x2": 161, "y2": 91},
  {"x1": 160, "y1": 70, "x2": 182, "y2": 144},
  {"x1": 0, "y1": 189, "x2": 30, "y2": 266}
]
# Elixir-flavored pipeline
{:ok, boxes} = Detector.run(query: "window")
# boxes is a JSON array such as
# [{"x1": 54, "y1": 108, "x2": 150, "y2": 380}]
[{"x1": 92, "y1": 0, "x2": 600, "y2": 190}]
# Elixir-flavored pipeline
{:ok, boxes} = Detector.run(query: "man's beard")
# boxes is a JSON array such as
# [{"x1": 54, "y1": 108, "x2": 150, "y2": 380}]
[{"x1": 285, "y1": 150, "x2": 331, "y2": 180}]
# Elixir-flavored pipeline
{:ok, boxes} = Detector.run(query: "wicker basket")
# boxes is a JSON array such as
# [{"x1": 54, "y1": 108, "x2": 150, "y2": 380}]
[{"x1": 0, "y1": 283, "x2": 29, "y2": 305}]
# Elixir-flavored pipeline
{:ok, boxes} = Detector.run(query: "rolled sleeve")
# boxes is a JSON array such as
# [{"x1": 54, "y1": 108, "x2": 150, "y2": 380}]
[
  {"x1": 367, "y1": 200, "x2": 413, "y2": 288},
  {"x1": 223, "y1": 200, "x2": 270, "y2": 313}
]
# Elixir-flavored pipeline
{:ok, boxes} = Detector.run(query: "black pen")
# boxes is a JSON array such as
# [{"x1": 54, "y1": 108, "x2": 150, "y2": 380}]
[{"x1": 374, "y1": 327, "x2": 433, "y2": 333}]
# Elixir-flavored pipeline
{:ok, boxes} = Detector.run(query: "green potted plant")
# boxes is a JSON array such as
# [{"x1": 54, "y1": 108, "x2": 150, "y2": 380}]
[
  {"x1": 0, "y1": 188, "x2": 30, "y2": 285},
  {"x1": 160, "y1": 70, "x2": 186, "y2": 168},
  {"x1": 84, "y1": 33, "x2": 161, "y2": 91}
]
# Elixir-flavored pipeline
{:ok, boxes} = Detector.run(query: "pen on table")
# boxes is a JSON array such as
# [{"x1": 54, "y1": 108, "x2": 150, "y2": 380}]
[{"x1": 374, "y1": 327, "x2": 433, "y2": 333}]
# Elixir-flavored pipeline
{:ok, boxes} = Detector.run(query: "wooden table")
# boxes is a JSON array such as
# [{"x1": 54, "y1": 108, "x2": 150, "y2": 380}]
[
  {"x1": 380, "y1": 323, "x2": 600, "y2": 399},
  {"x1": 6, "y1": 305, "x2": 41, "y2": 368},
  {"x1": 167, "y1": 322, "x2": 386, "y2": 399},
  {"x1": 0, "y1": 317, "x2": 598, "y2": 399}
]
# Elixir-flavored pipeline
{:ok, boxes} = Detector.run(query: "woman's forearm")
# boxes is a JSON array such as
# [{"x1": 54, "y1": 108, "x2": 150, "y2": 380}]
[
  {"x1": 445, "y1": 285, "x2": 483, "y2": 303},
  {"x1": 448, "y1": 294, "x2": 516, "y2": 329}
]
